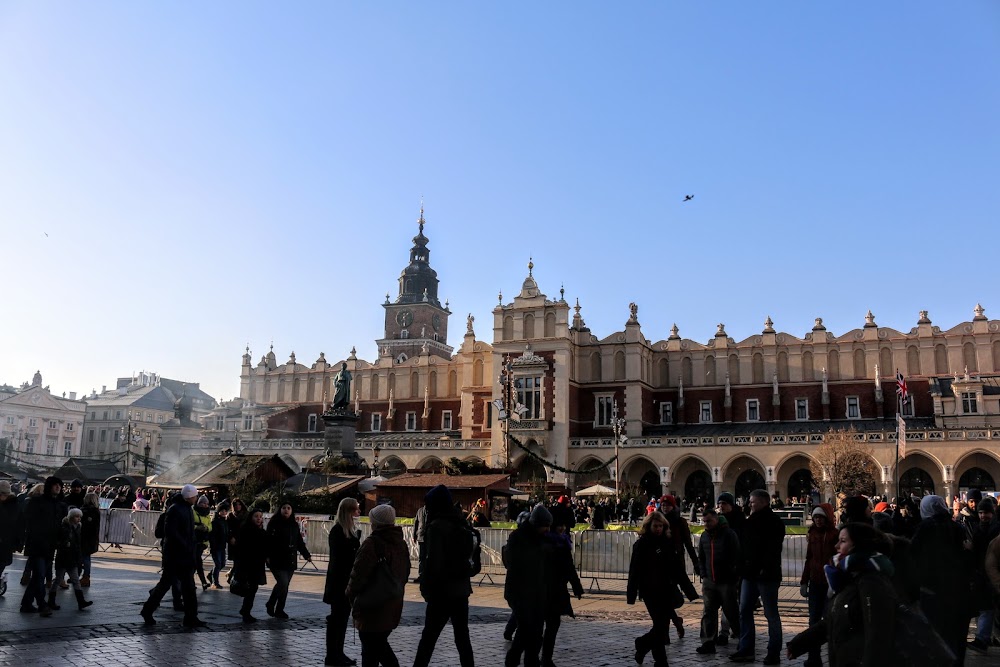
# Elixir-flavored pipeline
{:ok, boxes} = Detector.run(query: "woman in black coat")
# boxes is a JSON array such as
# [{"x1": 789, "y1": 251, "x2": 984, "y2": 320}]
[
  {"x1": 265, "y1": 502, "x2": 312, "y2": 619},
  {"x1": 237, "y1": 508, "x2": 268, "y2": 623},
  {"x1": 226, "y1": 498, "x2": 248, "y2": 583},
  {"x1": 324, "y1": 497, "x2": 361, "y2": 667},
  {"x1": 79, "y1": 493, "x2": 101, "y2": 588},
  {"x1": 627, "y1": 511, "x2": 683, "y2": 667},
  {"x1": 542, "y1": 524, "x2": 583, "y2": 667}
]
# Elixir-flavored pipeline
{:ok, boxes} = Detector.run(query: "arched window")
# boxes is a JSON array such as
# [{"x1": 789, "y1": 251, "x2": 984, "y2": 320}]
[
  {"x1": 429, "y1": 371, "x2": 437, "y2": 397},
  {"x1": 658, "y1": 358, "x2": 669, "y2": 387},
  {"x1": 524, "y1": 314, "x2": 535, "y2": 339},
  {"x1": 503, "y1": 316, "x2": 514, "y2": 341},
  {"x1": 853, "y1": 349, "x2": 866, "y2": 379},
  {"x1": 544, "y1": 312, "x2": 556, "y2": 337},
  {"x1": 907, "y1": 346, "x2": 921, "y2": 376},
  {"x1": 899, "y1": 467, "x2": 936, "y2": 498},
  {"x1": 828, "y1": 350, "x2": 840, "y2": 380},
  {"x1": 879, "y1": 348, "x2": 893, "y2": 377},
  {"x1": 370, "y1": 374, "x2": 380, "y2": 400},
  {"x1": 802, "y1": 351, "x2": 814, "y2": 381},
  {"x1": 410, "y1": 372, "x2": 419, "y2": 398},
  {"x1": 777, "y1": 351, "x2": 789, "y2": 383},
  {"x1": 473, "y1": 359, "x2": 484, "y2": 386},
  {"x1": 935, "y1": 344, "x2": 948, "y2": 374},
  {"x1": 388, "y1": 373, "x2": 396, "y2": 396},
  {"x1": 400, "y1": 330, "x2": 409, "y2": 340},
  {"x1": 590, "y1": 352, "x2": 602, "y2": 382},
  {"x1": 682, "y1": 357, "x2": 693, "y2": 386},
  {"x1": 728, "y1": 354, "x2": 740, "y2": 384},
  {"x1": 614, "y1": 351, "x2": 626, "y2": 381},
  {"x1": 705, "y1": 355, "x2": 716, "y2": 385},
  {"x1": 448, "y1": 370, "x2": 458, "y2": 396},
  {"x1": 959, "y1": 467, "x2": 997, "y2": 491},
  {"x1": 964, "y1": 342, "x2": 978, "y2": 372},
  {"x1": 752, "y1": 353, "x2": 764, "y2": 384},
  {"x1": 993, "y1": 341, "x2": 1000, "y2": 372}
]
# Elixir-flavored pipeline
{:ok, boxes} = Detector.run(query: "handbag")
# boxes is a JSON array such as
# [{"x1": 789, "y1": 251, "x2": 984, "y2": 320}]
[
  {"x1": 354, "y1": 542, "x2": 403, "y2": 610},
  {"x1": 893, "y1": 603, "x2": 956, "y2": 667},
  {"x1": 229, "y1": 576, "x2": 247, "y2": 597}
]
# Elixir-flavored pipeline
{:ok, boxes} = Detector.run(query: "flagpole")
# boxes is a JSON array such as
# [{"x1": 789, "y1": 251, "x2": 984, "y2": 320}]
[{"x1": 895, "y1": 394, "x2": 900, "y2": 501}]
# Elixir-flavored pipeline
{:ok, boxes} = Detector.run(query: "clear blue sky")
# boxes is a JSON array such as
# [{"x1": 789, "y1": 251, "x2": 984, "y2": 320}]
[{"x1": 2, "y1": 2, "x2": 998, "y2": 401}]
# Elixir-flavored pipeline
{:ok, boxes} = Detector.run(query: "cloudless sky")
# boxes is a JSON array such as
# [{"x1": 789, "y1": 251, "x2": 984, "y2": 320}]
[{"x1": 2, "y1": 2, "x2": 998, "y2": 401}]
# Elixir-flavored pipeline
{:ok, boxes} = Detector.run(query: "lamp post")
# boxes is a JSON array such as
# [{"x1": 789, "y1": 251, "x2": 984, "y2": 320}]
[
  {"x1": 372, "y1": 444, "x2": 381, "y2": 478},
  {"x1": 121, "y1": 414, "x2": 142, "y2": 475},
  {"x1": 144, "y1": 433, "x2": 152, "y2": 480},
  {"x1": 611, "y1": 400, "x2": 627, "y2": 506},
  {"x1": 495, "y1": 355, "x2": 515, "y2": 469}
]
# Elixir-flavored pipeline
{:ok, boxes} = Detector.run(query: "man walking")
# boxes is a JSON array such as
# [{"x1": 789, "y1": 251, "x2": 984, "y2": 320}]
[
  {"x1": 696, "y1": 508, "x2": 741, "y2": 655},
  {"x1": 799, "y1": 504, "x2": 837, "y2": 667},
  {"x1": 716, "y1": 492, "x2": 746, "y2": 646},
  {"x1": 504, "y1": 504, "x2": 553, "y2": 667},
  {"x1": 730, "y1": 489, "x2": 785, "y2": 665},
  {"x1": 412, "y1": 484, "x2": 476, "y2": 667},
  {"x1": 140, "y1": 484, "x2": 205, "y2": 628},
  {"x1": 20, "y1": 476, "x2": 64, "y2": 616}
]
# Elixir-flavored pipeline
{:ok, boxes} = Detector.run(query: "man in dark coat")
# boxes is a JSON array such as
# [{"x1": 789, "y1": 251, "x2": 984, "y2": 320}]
[
  {"x1": 731, "y1": 489, "x2": 785, "y2": 664},
  {"x1": 696, "y1": 509, "x2": 741, "y2": 655},
  {"x1": 140, "y1": 484, "x2": 204, "y2": 628},
  {"x1": 19, "y1": 476, "x2": 65, "y2": 616},
  {"x1": 413, "y1": 484, "x2": 476, "y2": 667},
  {"x1": 969, "y1": 496, "x2": 1000, "y2": 653},
  {"x1": 717, "y1": 491, "x2": 746, "y2": 645},
  {"x1": 65, "y1": 479, "x2": 85, "y2": 509},
  {"x1": 0, "y1": 481, "x2": 20, "y2": 597},
  {"x1": 504, "y1": 503, "x2": 553, "y2": 667}
]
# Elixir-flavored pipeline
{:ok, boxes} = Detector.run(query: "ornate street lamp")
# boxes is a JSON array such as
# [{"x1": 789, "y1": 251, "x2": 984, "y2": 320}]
[
  {"x1": 611, "y1": 400, "x2": 627, "y2": 506},
  {"x1": 144, "y1": 433, "x2": 152, "y2": 479},
  {"x1": 121, "y1": 413, "x2": 142, "y2": 475},
  {"x1": 372, "y1": 444, "x2": 381, "y2": 478}
]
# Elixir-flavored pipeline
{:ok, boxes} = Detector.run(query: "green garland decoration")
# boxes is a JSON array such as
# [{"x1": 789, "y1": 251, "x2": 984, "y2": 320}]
[{"x1": 506, "y1": 432, "x2": 618, "y2": 475}]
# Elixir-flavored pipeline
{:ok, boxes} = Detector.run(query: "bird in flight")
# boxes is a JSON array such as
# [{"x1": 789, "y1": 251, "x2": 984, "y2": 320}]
[
  {"x1": 683, "y1": 195, "x2": 694, "y2": 202},
  {"x1": 43, "y1": 232, "x2": 49, "y2": 237}
]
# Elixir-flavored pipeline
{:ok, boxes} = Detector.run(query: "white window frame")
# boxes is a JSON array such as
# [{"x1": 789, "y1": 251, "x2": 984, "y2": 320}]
[
  {"x1": 441, "y1": 410, "x2": 453, "y2": 431},
  {"x1": 746, "y1": 399, "x2": 760, "y2": 422},
  {"x1": 102, "y1": 411, "x2": 109, "y2": 420},
  {"x1": 516, "y1": 375, "x2": 543, "y2": 420},
  {"x1": 962, "y1": 391, "x2": 979, "y2": 414},
  {"x1": 46, "y1": 439, "x2": 55, "y2": 455},
  {"x1": 846, "y1": 396, "x2": 860, "y2": 419},
  {"x1": 115, "y1": 410, "x2": 122, "y2": 420},
  {"x1": 595, "y1": 393, "x2": 615, "y2": 427},
  {"x1": 405, "y1": 411, "x2": 417, "y2": 432},
  {"x1": 25, "y1": 438, "x2": 34, "y2": 454},
  {"x1": 371, "y1": 413, "x2": 382, "y2": 432},
  {"x1": 215, "y1": 416, "x2": 225, "y2": 430},
  {"x1": 99, "y1": 429, "x2": 107, "y2": 443},
  {"x1": 112, "y1": 430, "x2": 120, "y2": 443},
  {"x1": 156, "y1": 414, "x2": 164, "y2": 423},
  {"x1": 660, "y1": 401, "x2": 673, "y2": 425},
  {"x1": 699, "y1": 400, "x2": 713, "y2": 424},
  {"x1": 64, "y1": 441, "x2": 72, "y2": 457},
  {"x1": 243, "y1": 414, "x2": 253, "y2": 431},
  {"x1": 4, "y1": 416, "x2": 13, "y2": 425},
  {"x1": 307, "y1": 413, "x2": 318, "y2": 433},
  {"x1": 901, "y1": 399, "x2": 915, "y2": 418},
  {"x1": 29, "y1": 418, "x2": 37, "y2": 427},
  {"x1": 48, "y1": 420, "x2": 57, "y2": 429},
  {"x1": 88, "y1": 429, "x2": 95, "y2": 443},
  {"x1": 65, "y1": 422, "x2": 74, "y2": 431},
  {"x1": 795, "y1": 398, "x2": 809, "y2": 421}
]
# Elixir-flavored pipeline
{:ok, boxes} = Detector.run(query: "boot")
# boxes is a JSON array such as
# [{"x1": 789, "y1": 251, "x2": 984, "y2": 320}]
[
  {"x1": 47, "y1": 591, "x2": 60, "y2": 610},
  {"x1": 20, "y1": 570, "x2": 30, "y2": 586},
  {"x1": 80, "y1": 575, "x2": 91, "y2": 588},
  {"x1": 325, "y1": 615, "x2": 354, "y2": 665},
  {"x1": 75, "y1": 590, "x2": 93, "y2": 610}
]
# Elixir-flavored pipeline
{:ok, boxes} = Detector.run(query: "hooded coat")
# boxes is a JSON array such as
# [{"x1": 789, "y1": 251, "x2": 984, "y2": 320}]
[
  {"x1": 801, "y1": 503, "x2": 838, "y2": 586},
  {"x1": 22, "y1": 477, "x2": 66, "y2": 557},
  {"x1": 347, "y1": 525, "x2": 410, "y2": 633},
  {"x1": 504, "y1": 522, "x2": 553, "y2": 610},
  {"x1": 54, "y1": 516, "x2": 83, "y2": 570},
  {"x1": 419, "y1": 505, "x2": 474, "y2": 602},
  {"x1": 266, "y1": 511, "x2": 311, "y2": 572},
  {"x1": 545, "y1": 531, "x2": 584, "y2": 617}
]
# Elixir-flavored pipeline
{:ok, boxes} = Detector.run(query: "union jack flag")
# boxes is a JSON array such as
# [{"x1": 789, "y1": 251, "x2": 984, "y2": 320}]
[{"x1": 896, "y1": 370, "x2": 909, "y2": 404}]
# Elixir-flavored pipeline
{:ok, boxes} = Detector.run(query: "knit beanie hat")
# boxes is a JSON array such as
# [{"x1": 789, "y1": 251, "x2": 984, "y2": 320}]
[
  {"x1": 181, "y1": 484, "x2": 199, "y2": 499},
  {"x1": 874, "y1": 501, "x2": 889, "y2": 513},
  {"x1": 717, "y1": 492, "x2": 736, "y2": 507},
  {"x1": 529, "y1": 503, "x2": 552, "y2": 527},
  {"x1": 0, "y1": 481, "x2": 11, "y2": 494},
  {"x1": 842, "y1": 496, "x2": 872, "y2": 524},
  {"x1": 871, "y1": 511, "x2": 894, "y2": 533},
  {"x1": 424, "y1": 484, "x2": 453, "y2": 514},
  {"x1": 370, "y1": 504, "x2": 396, "y2": 527},
  {"x1": 919, "y1": 495, "x2": 950, "y2": 520},
  {"x1": 969, "y1": 489, "x2": 983, "y2": 503},
  {"x1": 978, "y1": 496, "x2": 998, "y2": 514},
  {"x1": 661, "y1": 494, "x2": 677, "y2": 508},
  {"x1": 812, "y1": 506, "x2": 827, "y2": 518}
]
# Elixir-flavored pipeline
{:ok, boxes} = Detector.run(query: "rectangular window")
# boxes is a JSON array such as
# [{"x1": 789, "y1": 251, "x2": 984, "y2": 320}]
[
  {"x1": 25, "y1": 438, "x2": 33, "y2": 454},
  {"x1": 243, "y1": 415, "x2": 253, "y2": 430},
  {"x1": 596, "y1": 395, "x2": 614, "y2": 427},
  {"x1": 146, "y1": 412, "x2": 153, "y2": 422},
  {"x1": 113, "y1": 430, "x2": 120, "y2": 443},
  {"x1": 65, "y1": 422, "x2": 74, "y2": 431},
  {"x1": 486, "y1": 401, "x2": 493, "y2": 428},
  {"x1": 962, "y1": 392, "x2": 979, "y2": 414},
  {"x1": 846, "y1": 396, "x2": 860, "y2": 419},
  {"x1": 5, "y1": 416, "x2": 14, "y2": 425},
  {"x1": 90, "y1": 411, "x2": 96, "y2": 420},
  {"x1": 115, "y1": 410, "x2": 122, "y2": 420},
  {"x1": 442, "y1": 410, "x2": 453, "y2": 430},
  {"x1": 660, "y1": 402, "x2": 673, "y2": 425},
  {"x1": 88, "y1": 429, "x2": 95, "y2": 443},
  {"x1": 48, "y1": 420, "x2": 57, "y2": 429},
  {"x1": 700, "y1": 400, "x2": 713, "y2": 423},
  {"x1": 102, "y1": 411, "x2": 109, "y2": 420},
  {"x1": 215, "y1": 416, "x2": 224, "y2": 430},
  {"x1": 64, "y1": 441, "x2": 72, "y2": 457},
  {"x1": 371, "y1": 413, "x2": 382, "y2": 432},
  {"x1": 516, "y1": 376, "x2": 543, "y2": 420},
  {"x1": 156, "y1": 414, "x2": 164, "y2": 423},
  {"x1": 99, "y1": 429, "x2": 107, "y2": 443},
  {"x1": 901, "y1": 399, "x2": 915, "y2": 418},
  {"x1": 46, "y1": 439, "x2": 55, "y2": 456},
  {"x1": 405, "y1": 411, "x2": 417, "y2": 431},
  {"x1": 746, "y1": 399, "x2": 760, "y2": 422},
  {"x1": 796, "y1": 399, "x2": 809, "y2": 421},
  {"x1": 307, "y1": 414, "x2": 318, "y2": 432},
  {"x1": 29, "y1": 418, "x2": 37, "y2": 427}
]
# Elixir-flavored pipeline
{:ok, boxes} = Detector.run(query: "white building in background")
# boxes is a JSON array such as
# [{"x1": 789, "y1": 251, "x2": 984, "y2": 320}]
[{"x1": 0, "y1": 371, "x2": 86, "y2": 468}]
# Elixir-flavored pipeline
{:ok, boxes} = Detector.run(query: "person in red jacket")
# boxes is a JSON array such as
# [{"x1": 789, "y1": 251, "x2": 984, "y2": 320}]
[{"x1": 799, "y1": 503, "x2": 838, "y2": 667}]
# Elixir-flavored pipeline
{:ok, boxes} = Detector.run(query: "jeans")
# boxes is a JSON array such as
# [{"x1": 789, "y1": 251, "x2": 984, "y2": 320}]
[
  {"x1": 701, "y1": 579, "x2": 740, "y2": 642},
  {"x1": 82, "y1": 553, "x2": 92, "y2": 578},
  {"x1": 359, "y1": 629, "x2": 400, "y2": 667},
  {"x1": 738, "y1": 578, "x2": 782, "y2": 656},
  {"x1": 413, "y1": 596, "x2": 475, "y2": 667},
  {"x1": 211, "y1": 548, "x2": 226, "y2": 585},
  {"x1": 806, "y1": 580, "x2": 829, "y2": 663},
  {"x1": 977, "y1": 609, "x2": 996, "y2": 644},
  {"x1": 51, "y1": 566, "x2": 82, "y2": 593},
  {"x1": 20, "y1": 554, "x2": 51, "y2": 609},
  {"x1": 268, "y1": 568, "x2": 294, "y2": 613}
]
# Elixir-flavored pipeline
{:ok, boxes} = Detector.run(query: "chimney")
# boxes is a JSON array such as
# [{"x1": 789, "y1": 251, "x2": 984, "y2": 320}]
[
  {"x1": 69, "y1": 392, "x2": 77, "y2": 400},
  {"x1": 101, "y1": 385, "x2": 106, "y2": 394}
]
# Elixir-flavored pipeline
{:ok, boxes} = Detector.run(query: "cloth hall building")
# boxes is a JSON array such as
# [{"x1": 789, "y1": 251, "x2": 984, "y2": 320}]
[{"x1": 185, "y1": 211, "x2": 1000, "y2": 504}]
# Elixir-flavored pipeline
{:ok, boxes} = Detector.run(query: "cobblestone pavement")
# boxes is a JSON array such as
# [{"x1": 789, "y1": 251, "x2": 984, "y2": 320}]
[{"x1": 0, "y1": 548, "x2": 994, "y2": 666}]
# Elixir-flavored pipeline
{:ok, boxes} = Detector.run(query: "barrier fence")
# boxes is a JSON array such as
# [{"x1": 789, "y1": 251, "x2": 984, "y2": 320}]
[{"x1": 103, "y1": 510, "x2": 807, "y2": 587}]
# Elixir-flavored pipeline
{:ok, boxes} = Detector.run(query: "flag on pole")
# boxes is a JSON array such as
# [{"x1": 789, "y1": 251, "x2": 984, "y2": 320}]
[
  {"x1": 896, "y1": 370, "x2": 908, "y2": 404},
  {"x1": 897, "y1": 413, "x2": 907, "y2": 460}
]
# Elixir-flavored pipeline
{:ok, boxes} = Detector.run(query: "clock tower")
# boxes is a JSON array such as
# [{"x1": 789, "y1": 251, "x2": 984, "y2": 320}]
[{"x1": 377, "y1": 207, "x2": 453, "y2": 361}]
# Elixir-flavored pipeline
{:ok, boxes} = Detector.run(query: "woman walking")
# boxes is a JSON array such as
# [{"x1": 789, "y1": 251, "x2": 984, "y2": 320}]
[
  {"x1": 48, "y1": 508, "x2": 93, "y2": 611},
  {"x1": 209, "y1": 501, "x2": 230, "y2": 589},
  {"x1": 346, "y1": 504, "x2": 409, "y2": 667},
  {"x1": 193, "y1": 496, "x2": 213, "y2": 590},
  {"x1": 627, "y1": 511, "x2": 683, "y2": 667},
  {"x1": 226, "y1": 498, "x2": 248, "y2": 584},
  {"x1": 324, "y1": 498, "x2": 361, "y2": 667},
  {"x1": 237, "y1": 507, "x2": 268, "y2": 623},
  {"x1": 542, "y1": 522, "x2": 584, "y2": 667},
  {"x1": 79, "y1": 492, "x2": 101, "y2": 588},
  {"x1": 265, "y1": 502, "x2": 312, "y2": 619}
]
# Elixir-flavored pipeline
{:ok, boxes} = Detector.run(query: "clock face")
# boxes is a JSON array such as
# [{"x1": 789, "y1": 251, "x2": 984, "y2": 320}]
[
  {"x1": 432, "y1": 314, "x2": 441, "y2": 331},
  {"x1": 396, "y1": 310, "x2": 413, "y2": 328}
]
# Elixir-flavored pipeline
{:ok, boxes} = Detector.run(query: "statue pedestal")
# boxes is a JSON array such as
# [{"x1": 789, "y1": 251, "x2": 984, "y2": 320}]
[{"x1": 322, "y1": 410, "x2": 361, "y2": 463}]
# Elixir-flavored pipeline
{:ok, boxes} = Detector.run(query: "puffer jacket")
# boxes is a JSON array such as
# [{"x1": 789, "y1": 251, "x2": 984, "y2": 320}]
[
  {"x1": 54, "y1": 518, "x2": 83, "y2": 570},
  {"x1": 420, "y1": 508, "x2": 474, "y2": 602},
  {"x1": 347, "y1": 525, "x2": 410, "y2": 633},
  {"x1": 698, "y1": 520, "x2": 742, "y2": 585},
  {"x1": 801, "y1": 503, "x2": 838, "y2": 586}
]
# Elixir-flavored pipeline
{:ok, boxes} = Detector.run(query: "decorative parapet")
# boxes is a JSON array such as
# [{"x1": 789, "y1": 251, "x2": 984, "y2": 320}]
[{"x1": 567, "y1": 428, "x2": 993, "y2": 448}]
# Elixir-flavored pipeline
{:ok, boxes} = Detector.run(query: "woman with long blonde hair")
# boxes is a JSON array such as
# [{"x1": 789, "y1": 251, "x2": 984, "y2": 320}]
[
  {"x1": 324, "y1": 497, "x2": 361, "y2": 666},
  {"x1": 627, "y1": 510, "x2": 684, "y2": 666}
]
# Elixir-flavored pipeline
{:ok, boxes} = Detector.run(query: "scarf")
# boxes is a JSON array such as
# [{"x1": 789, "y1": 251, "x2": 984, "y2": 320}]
[{"x1": 823, "y1": 551, "x2": 894, "y2": 594}]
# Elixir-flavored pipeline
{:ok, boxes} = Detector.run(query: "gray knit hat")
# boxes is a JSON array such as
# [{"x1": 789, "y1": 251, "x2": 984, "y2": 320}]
[
  {"x1": 529, "y1": 503, "x2": 552, "y2": 527},
  {"x1": 369, "y1": 504, "x2": 396, "y2": 527}
]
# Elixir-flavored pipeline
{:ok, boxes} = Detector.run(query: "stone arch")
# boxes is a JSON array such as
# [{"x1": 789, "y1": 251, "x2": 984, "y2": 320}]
[
  {"x1": 473, "y1": 359, "x2": 484, "y2": 386},
  {"x1": 448, "y1": 370, "x2": 458, "y2": 396},
  {"x1": 671, "y1": 454, "x2": 713, "y2": 503},
  {"x1": 722, "y1": 454, "x2": 766, "y2": 505},
  {"x1": 774, "y1": 452, "x2": 815, "y2": 502},
  {"x1": 752, "y1": 353, "x2": 764, "y2": 384},
  {"x1": 614, "y1": 350, "x2": 626, "y2": 381},
  {"x1": 622, "y1": 455, "x2": 661, "y2": 500},
  {"x1": 907, "y1": 346, "x2": 921, "y2": 376},
  {"x1": 503, "y1": 316, "x2": 514, "y2": 341},
  {"x1": 574, "y1": 455, "x2": 611, "y2": 490},
  {"x1": 879, "y1": 348, "x2": 893, "y2": 377},
  {"x1": 429, "y1": 371, "x2": 438, "y2": 398},
  {"x1": 934, "y1": 344, "x2": 948, "y2": 374},
  {"x1": 895, "y1": 451, "x2": 943, "y2": 498},
  {"x1": 524, "y1": 313, "x2": 535, "y2": 339},
  {"x1": 954, "y1": 450, "x2": 1000, "y2": 493},
  {"x1": 964, "y1": 341, "x2": 978, "y2": 372},
  {"x1": 777, "y1": 351, "x2": 789, "y2": 383},
  {"x1": 853, "y1": 348, "x2": 866, "y2": 379},
  {"x1": 416, "y1": 456, "x2": 445, "y2": 473},
  {"x1": 828, "y1": 349, "x2": 840, "y2": 380},
  {"x1": 728, "y1": 354, "x2": 740, "y2": 384},
  {"x1": 802, "y1": 351, "x2": 814, "y2": 381},
  {"x1": 379, "y1": 455, "x2": 406, "y2": 478},
  {"x1": 410, "y1": 371, "x2": 419, "y2": 398},
  {"x1": 280, "y1": 454, "x2": 300, "y2": 472},
  {"x1": 590, "y1": 352, "x2": 602, "y2": 383},
  {"x1": 658, "y1": 358, "x2": 669, "y2": 387},
  {"x1": 513, "y1": 453, "x2": 547, "y2": 484},
  {"x1": 544, "y1": 312, "x2": 556, "y2": 337},
  {"x1": 705, "y1": 355, "x2": 716, "y2": 385},
  {"x1": 682, "y1": 357, "x2": 693, "y2": 386}
]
